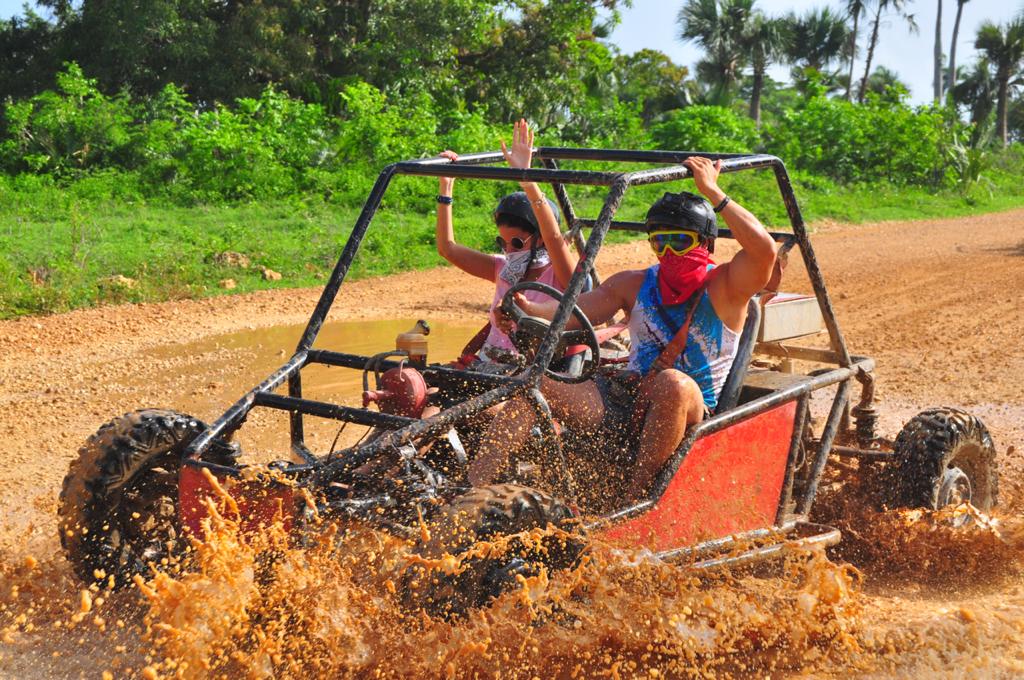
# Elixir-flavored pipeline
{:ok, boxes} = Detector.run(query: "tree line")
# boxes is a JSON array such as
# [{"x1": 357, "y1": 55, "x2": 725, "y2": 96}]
[
  {"x1": 0, "y1": 0, "x2": 635, "y2": 129},
  {"x1": 0, "y1": 0, "x2": 1020, "y2": 203},
  {"x1": 676, "y1": 0, "x2": 1024, "y2": 146}
]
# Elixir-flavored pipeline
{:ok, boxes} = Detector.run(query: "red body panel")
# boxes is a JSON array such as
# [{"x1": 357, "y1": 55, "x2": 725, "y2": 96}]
[
  {"x1": 179, "y1": 465, "x2": 297, "y2": 537},
  {"x1": 599, "y1": 401, "x2": 796, "y2": 552}
]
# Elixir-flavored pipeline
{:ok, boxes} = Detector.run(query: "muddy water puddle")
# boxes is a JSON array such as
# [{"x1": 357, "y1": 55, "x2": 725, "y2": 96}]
[{"x1": 132, "y1": 318, "x2": 479, "y2": 458}]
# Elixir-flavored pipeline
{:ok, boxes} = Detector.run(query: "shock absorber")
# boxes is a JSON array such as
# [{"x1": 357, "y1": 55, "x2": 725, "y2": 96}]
[{"x1": 851, "y1": 368, "x2": 878, "y2": 448}]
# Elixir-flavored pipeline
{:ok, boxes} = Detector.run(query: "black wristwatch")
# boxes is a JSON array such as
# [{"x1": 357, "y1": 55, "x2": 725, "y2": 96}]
[
  {"x1": 713, "y1": 195, "x2": 731, "y2": 213},
  {"x1": 437, "y1": 195, "x2": 453, "y2": 205}
]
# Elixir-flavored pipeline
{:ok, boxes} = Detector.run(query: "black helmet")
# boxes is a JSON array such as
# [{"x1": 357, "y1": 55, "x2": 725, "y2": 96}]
[
  {"x1": 493, "y1": 191, "x2": 561, "y2": 232},
  {"x1": 645, "y1": 191, "x2": 717, "y2": 242}
]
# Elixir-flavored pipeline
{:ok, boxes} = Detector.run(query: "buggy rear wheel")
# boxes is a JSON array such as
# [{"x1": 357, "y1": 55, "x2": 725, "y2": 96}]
[
  {"x1": 889, "y1": 407, "x2": 998, "y2": 511},
  {"x1": 58, "y1": 409, "x2": 239, "y2": 587},
  {"x1": 401, "y1": 484, "x2": 583, "y2": 618}
]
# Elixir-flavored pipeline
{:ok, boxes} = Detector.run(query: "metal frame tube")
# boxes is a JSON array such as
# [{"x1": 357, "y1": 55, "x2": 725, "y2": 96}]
[
  {"x1": 533, "y1": 147, "x2": 753, "y2": 163},
  {"x1": 540, "y1": 157, "x2": 580, "y2": 226},
  {"x1": 622, "y1": 156, "x2": 778, "y2": 187},
  {"x1": 798, "y1": 379, "x2": 853, "y2": 514},
  {"x1": 772, "y1": 163, "x2": 852, "y2": 367},
  {"x1": 410, "y1": 151, "x2": 506, "y2": 166},
  {"x1": 306, "y1": 349, "x2": 520, "y2": 388},
  {"x1": 185, "y1": 351, "x2": 308, "y2": 459},
  {"x1": 527, "y1": 177, "x2": 629, "y2": 383},
  {"x1": 191, "y1": 146, "x2": 867, "y2": 531},
  {"x1": 254, "y1": 392, "x2": 416, "y2": 429},
  {"x1": 582, "y1": 501, "x2": 656, "y2": 532},
  {"x1": 287, "y1": 371, "x2": 315, "y2": 462},
  {"x1": 394, "y1": 162, "x2": 622, "y2": 186},
  {"x1": 680, "y1": 524, "x2": 841, "y2": 570},
  {"x1": 831, "y1": 445, "x2": 894, "y2": 461},
  {"x1": 540, "y1": 157, "x2": 597, "y2": 286},
  {"x1": 296, "y1": 166, "x2": 397, "y2": 352},
  {"x1": 775, "y1": 394, "x2": 809, "y2": 524},
  {"x1": 657, "y1": 519, "x2": 798, "y2": 560},
  {"x1": 311, "y1": 380, "x2": 526, "y2": 483},
  {"x1": 527, "y1": 388, "x2": 577, "y2": 503}
]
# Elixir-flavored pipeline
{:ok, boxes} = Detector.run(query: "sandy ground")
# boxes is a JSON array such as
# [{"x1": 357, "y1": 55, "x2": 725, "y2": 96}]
[{"x1": 0, "y1": 208, "x2": 1022, "y2": 676}]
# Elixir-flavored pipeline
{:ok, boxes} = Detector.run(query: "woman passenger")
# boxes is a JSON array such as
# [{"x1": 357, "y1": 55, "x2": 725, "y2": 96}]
[{"x1": 435, "y1": 119, "x2": 577, "y2": 364}]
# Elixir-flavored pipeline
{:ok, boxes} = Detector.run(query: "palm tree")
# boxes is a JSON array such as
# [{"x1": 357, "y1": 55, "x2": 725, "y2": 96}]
[
  {"x1": 933, "y1": 0, "x2": 943, "y2": 102},
  {"x1": 975, "y1": 17, "x2": 1024, "y2": 147},
  {"x1": 843, "y1": 0, "x2": 873, "y2": 100},
  {"x1": 677, "y1": 0, "x2": 756, "y2": 105},
  {"x1": 867, "y1": 65, "x2": 911, "y2": 99},
  {"x1": 1009, "y1": 95, "x2": 1024, "y2": 143},
  {"x1": 946, "y1": 0, "x2": 971, "y2": 103},
  {"x1": 857, "y1": 0, "x2": 918, "y2": 103},
  {"x1": 951, "y1": 59, "x2": 996, "y2": 141},
  {"x1": 783, "y1": 6, "x2": 852, "y2": 73},
  {"x1": 742, "y1": 13, "x2": 786, "y2": 126}
]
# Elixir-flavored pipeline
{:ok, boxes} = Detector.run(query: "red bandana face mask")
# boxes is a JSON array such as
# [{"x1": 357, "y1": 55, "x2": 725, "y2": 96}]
[{"x1": 657, "y1": 247, "x2": 712, "y2": 305}]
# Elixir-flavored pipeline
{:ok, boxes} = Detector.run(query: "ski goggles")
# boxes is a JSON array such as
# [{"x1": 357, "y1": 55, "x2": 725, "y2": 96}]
[
  {"x1": 648, "y1": 229, "x2": 701, "y2": 257},
  {"x1": 495, "y1": 234, "x2": 535, "y2": 252}
]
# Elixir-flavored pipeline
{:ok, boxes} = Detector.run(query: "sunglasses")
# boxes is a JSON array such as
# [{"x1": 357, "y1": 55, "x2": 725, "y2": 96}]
[
  {"x1": 648, "y1": 230, "x2": 701, "y2": 257},
  {"x1": 495, "y1": 234, "x2": 535, "y2": 252}
]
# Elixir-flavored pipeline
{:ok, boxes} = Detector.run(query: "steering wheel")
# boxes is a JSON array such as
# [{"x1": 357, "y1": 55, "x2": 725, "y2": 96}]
[{"x1": 499, "y1": 281, "x2": 600, "y2": 384}]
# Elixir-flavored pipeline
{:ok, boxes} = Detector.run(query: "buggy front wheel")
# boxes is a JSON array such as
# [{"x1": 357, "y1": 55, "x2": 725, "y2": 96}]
[{"x1": 58, "y1": 409, "x2": 239, "y2": 586}]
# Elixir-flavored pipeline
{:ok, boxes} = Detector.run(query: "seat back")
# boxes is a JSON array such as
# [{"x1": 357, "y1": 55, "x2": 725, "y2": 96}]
[{"x1": 714, "y1": 296, "x2": 761, "y2": 414}]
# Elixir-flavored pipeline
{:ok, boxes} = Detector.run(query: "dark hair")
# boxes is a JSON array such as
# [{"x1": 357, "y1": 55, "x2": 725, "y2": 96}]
[{"x1": 494, "y1": 212, "x2": 536, "y2": 233}]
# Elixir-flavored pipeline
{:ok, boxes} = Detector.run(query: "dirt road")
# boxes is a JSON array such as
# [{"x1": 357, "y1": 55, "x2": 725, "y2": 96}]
[{"x1": 1, "y1": 208, "x2": 1022, "y2": 677}]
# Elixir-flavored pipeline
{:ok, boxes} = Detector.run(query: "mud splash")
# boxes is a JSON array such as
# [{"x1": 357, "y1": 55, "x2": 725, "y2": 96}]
[
  {"x1": 126, "y1": 499, "x2": 865, "y2": 679},
  {"x1": 3, "y1": 492, "x2": 1024, "y2": 678},
  {"x1": 814, "y1": 465, "x2": 1024, "y2": 589}
]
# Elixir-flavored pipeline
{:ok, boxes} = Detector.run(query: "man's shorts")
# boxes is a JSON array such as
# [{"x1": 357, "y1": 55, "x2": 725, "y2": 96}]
[{"x1": 592, "y1": 368, "x2": 712, "y2": 466}]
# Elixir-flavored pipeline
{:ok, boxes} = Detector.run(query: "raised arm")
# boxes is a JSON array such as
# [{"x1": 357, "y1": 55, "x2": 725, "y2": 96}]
[
  {"x1": 501, "y1": 119, "x2": 577, "y2": 288},
  {"x1": 435, "y1": 150, "x2": 499, "y2": 282},
  {"x1": 684, "y1": 157, "x2": 777, "y2": 305}
]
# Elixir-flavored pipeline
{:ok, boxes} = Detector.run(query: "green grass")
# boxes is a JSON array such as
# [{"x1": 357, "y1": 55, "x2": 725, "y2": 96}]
[{"x1": 2, "y1": 164, "x2": 1023, "y2": 319}]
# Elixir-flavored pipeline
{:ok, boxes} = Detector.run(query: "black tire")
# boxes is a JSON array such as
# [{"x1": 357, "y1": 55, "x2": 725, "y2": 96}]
[
  {"x1": 401, "y1": 484, "x2": 583, "y2": 618},
  {"x1": 890, "y1": 407, "x2": 998, "y2": 511},
  {"x1": 58, "y1": 409, "x2": 239, "y2": 587}
]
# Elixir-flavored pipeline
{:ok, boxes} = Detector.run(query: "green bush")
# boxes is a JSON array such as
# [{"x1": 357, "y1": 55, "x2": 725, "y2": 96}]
[
  {"x1": 558, "y1": 96, "x2": 648, "y2": 149},
  {"x1": 650, "y1": 106, "x2": 758, "y2": 153},
  {"x1": 171, "y1": 87, "x2": 335, "y2": 200},
  {"x1": 0, "y1": 61, "x2": 999, "y2": 207},
  {"x1": 0, "y1": 67, "x2": 539, "y2": 206},
  {"x1": 764, "y1": 93, "x2": 961, "y2": 187},
  {"x1": 335, "y1": 82, "x2": 437, "y2": 165},
  {"x1": 0, "y1": 63, "x2": 137, "y2": 175}
]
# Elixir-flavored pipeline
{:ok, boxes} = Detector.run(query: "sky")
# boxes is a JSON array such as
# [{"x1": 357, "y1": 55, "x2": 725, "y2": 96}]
[
  {"x1": 0, "y1": 0, "x2": 1019, "y2": 105},
  {"x1": 609, "y1": 0, "x2": 1019, "y2": 104}
]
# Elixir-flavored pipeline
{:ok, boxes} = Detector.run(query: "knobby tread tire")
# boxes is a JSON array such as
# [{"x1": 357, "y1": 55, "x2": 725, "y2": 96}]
[
  {"x1": 890, "y1": 407, "x2": 998, "y2": 511},
  {"x1": 402, "y1": 484, "x2": 582, "y2": 618},
  {"x1": 58, "y1": 409, "x2": 238, "y2": 586}
]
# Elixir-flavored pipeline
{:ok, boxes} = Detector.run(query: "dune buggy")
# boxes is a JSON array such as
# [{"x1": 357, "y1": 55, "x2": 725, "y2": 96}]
[{"x1": 59, "y1": 147, "x2": 999, "y2": 616}]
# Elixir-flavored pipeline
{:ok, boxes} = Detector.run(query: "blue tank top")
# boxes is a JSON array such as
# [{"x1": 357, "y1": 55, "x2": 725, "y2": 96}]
[{"x1": 626, "y1": 265, "x2": 740, "y2": 410}]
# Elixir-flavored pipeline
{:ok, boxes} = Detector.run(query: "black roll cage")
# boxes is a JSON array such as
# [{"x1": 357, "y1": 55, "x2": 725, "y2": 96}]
[{"x1": 184, "y1": 147, "x2": 876, "y2": 524}]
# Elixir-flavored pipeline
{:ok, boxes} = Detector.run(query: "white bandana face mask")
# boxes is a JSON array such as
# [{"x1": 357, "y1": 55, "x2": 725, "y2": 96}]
[{"x1": 499, "y1": 246, "x2": 550, "y2": 285}]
